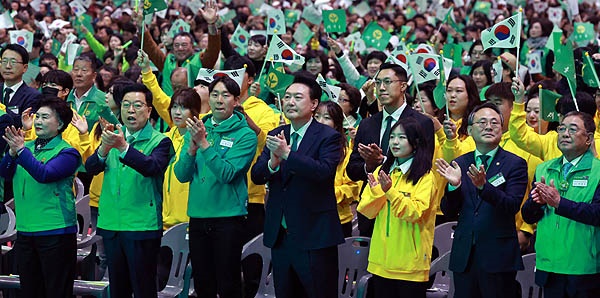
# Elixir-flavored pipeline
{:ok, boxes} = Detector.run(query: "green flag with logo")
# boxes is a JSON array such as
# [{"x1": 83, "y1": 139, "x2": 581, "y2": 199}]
[
  {"x1": 443, "y1": 43, "x2": 463, "y2": 68},
  {"x1": 266, "y1": 65, "x2": 294, "y2": 96},
  {"x1": 323, "y1": 9, "x2": 346, "y2": 33},
  {"x1": 361, "y1": 22, "x2": 391, "y2": 51},
  {"x1": 284, "y1": 9, "x2": 300, "y2": 28},
  {"x1": 293, "y1": 22, "x2": 314, "y2": 45},
  {"x1": 582, "y1": 52, "x2": 600, "y2": 88},
  {"x1": 473, "y1": 1, "x2": 491, "y2": 14},
  {"x1": 540, "y1": 88, "x2": 562, "y2": 121},
  {"x1": 143, "y1": 0, "x2": 167, "y2": 15},
  {"x1": 569, "y1": 22, "x2": 595, "y2": 45},
  {"x1": 552, "y1": 36, "x2": 577, "y2": 97}
]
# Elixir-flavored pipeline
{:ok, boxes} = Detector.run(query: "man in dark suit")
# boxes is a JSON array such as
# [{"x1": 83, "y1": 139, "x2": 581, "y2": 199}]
[
  {"x1": 435, "y1": 103, "x2": 527, "y2": 297},
  {"x1": 0, "y1": 43, "x2": 42, "y2": 124},
  {"x1": 251, "y1": 75, "x2": 344, "y2": 298},
  {"x1": 346, "y1": 62, "x2": 434, "y2": 237}
]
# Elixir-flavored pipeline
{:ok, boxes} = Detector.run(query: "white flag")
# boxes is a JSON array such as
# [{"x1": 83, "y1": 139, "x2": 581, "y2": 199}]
[
  {"x1": 266, "y1": 9, "x2": 285, "y2": 35},
  {"x1": 408, "y1": 53, "x2": 453, "y2": 84},
  {"x1": 0, "y1": 11, "x2": 14, "y2": 29},
  {"x1": 480, "y1": 13, "x2": 522, "y2": 50},
  {"x1": 265, "y1": 34, "x2": 305, "y2": 65},
  {"x1": 548, "y1": 7, "x2": 563, "y2": 26},
  {"x1": 195, "y1": 68, "x2": 247, "y2": 89},
  {"x1": 527, "y1": 51, "x2": 542, "y2": 74},
  {"x1": 316, "y1": 74, "x2": 342, "y2": 103},
  {"x1": 9, "y1": 30, "x2": 33, "y2": 52},
  {"x1": 492, "y1": 57, "x2": 503, "y2": 83},
  {"x1": 69, "y1": 0, "x2": 87, "y2": 17},
  {"x1": 66, "y1": 43, "x2": 82, "y2": 66},
  {"x1": 60, "y1": 33, "x2": 78, "y2": 54}
]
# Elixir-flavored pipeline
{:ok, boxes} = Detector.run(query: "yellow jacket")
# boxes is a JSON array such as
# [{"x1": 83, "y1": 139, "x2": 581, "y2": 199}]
[
  {"x1": 142, "y1": 69, "x2": 173, "y2": 128},
  {"x1": 335, "y1": 147, "x2": 359, "y2": 224},
  {"x1": 86, "y1": 123, "x2": 103, "y2": 207},
  {"x1": 162, "y1": 126, "x2": 190, "y2": 229},
  {"x1": 242, "y1": 96, "x2": 279, "y2": 204},
  {"x1": 509, "y1": 102, "x2": 562, "y2": 161},
  {"x1": 358, "y1": 165, "x2": 436, "y2": 282}
]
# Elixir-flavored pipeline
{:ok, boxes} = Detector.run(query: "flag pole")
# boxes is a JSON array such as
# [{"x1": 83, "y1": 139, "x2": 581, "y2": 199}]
[
  {"x1": 414, "y1": 81, "x2": 426, "y2": 115},
  {"x1": 538, "y1": 84, "x2": 542, "y2": 134},
  {"x1": 514, "y1": 9, "x2": 523, "y2": 80}
]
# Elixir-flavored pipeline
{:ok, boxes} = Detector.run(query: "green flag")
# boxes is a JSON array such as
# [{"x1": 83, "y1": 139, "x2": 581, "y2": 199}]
[
  {"x1": 323, "y1": 9, "x2": 346, "y2": 33},
  {"x1": 143, "y1": 0, "x2": 167, "y2": 15},
  {"x1": 74, "y1": 14, "x2": 94, "y2": 38},
  {"x1": 399, "y1": 25, "x2": 411, "y2": 40},
  {"x1": 443, "y1": 43, "x2": 462, "y2": 68},
  {"x1": 582, "y1": 52, "x2": 600, "y2": 88},
  {"x1": 361, "y1": 22, "x2": 391, "y2": 51},
  {"x1": 405, "y1": 6, "x2": 416, "y2": 19},
  {"x1": 292, "y1": 22, "x2": 314, "y2": 45},
  {"x1": 569, "y1": 22, "x2": 595, "y2": 45},
  {"x1": 352, "y1": 1, "x2": 371, "y2": 18},
  {"x1": 302, "y1": 5, "x2": 322, "y2": 25},
  {"x1": 433, "y1": 52, "x2": 447, "y2": 110},
  {"x1": 444, "y1": 7, "x2": 460, "y2": 31},
  {"x1": 51, "y1": 38, "x2": 61, "y2": 56},
  {"x1": 266, "y1": 66, "x2": 294, "y2": 96},
  {"x1": 552, "y1": 37, "x2": 577, "y2": 96},
  {"x1": 113, "y1": 0, "x2": 127, "y2": 7},
  {"x1": 473, "y1": 1, "x2": 491, "y2": 14},
  {"x1": 540, "y1": 88, "x2": 562, "y2": 121},
  {"x1": 284, "y1": 9, "x2": 300, "y2": 28},
  {"x1": 545, "y1": 25, "x2": 562, "y2": 51}
]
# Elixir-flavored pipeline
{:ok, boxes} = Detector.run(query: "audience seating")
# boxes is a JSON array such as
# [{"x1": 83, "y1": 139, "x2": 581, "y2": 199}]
[
  {"x1": 516, "y1": 253, "x2": 542, "y2": 298},
  {"x1": 158, "y1": 222, "x2": 190, "y2": 298}
]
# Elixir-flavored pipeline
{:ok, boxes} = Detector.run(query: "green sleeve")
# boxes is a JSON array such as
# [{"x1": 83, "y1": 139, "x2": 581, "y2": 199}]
[{"x1": 84, "y1": 31, "x2": 107, "y2": 60}]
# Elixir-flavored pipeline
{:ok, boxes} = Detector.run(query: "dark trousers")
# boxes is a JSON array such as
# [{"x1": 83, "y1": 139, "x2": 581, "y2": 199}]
[
  {"x1": 538, "y1": 271, "x2": 600, "y2": 298},
  {"x1": 371, "y1": 274, "x2": 428, "y2": 298},
  {"x1": 242, "y1": 203, "x2": 265, "y2": 298},
  {"x1": 15, "y1": 233, "x2": 76, "y2": 298},
  {"x1": 453, "y1": 245, "x2": 518, "y2": 298},
  {"x1": 102, "y1": 232, "x2": 161, "y2": 298},
  {"x1": 189, "y1": 216, "x2": 245, "y2": 298},
  {"x1": 357, "y1": 212, "x2": 374, "y2": 237},
  {"x1": 271, "y1": 228, "x2": 339, "y2": 298},
  {"x1": 341, "y1": 221, "x2": 353, "y2": 238}
]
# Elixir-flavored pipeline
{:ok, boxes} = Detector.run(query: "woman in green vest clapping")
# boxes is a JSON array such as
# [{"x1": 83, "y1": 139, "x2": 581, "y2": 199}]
[{"x1": 0, "y1": 97, "x2": 81, "y2": 297}]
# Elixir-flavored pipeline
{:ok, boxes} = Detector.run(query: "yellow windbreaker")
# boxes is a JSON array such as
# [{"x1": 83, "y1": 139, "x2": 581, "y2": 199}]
[
  {"x1": 242, "y1": 96, "x2": 279, "y2": 204},
  {"x1": 335, "y1": 147, "x2": 359, "y2": 224},
  {"x1": 358, "y1": 165, "x2": 436, "y2": 282},
  {"x1": 162, "y1": 126, "x2": 190, "y2": 229},
  {"x1": 142, "y1": 69, "x2": 173, "y2": 128}
]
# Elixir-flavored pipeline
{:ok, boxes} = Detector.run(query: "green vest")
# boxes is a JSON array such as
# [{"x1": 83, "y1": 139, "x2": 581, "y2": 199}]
[
  {"x1": 66, "y1": 85, "x2": 119, "y2": 132},
  {"x1": 534, "y1": 151, "x2": 600, "y2": 275},
  {"x1": 98, "y1": 122, "x2": 172, "y2": 231},
  {"x1": 161, "y1": 52, "x2": 202, "y2": 97},
  {"x1": 13, "y1": 136, "x2": 79, "y2": 232}
]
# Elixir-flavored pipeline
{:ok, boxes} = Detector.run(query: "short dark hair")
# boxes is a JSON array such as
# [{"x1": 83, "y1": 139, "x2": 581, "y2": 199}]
[
  {"x1": 122, "y1": 83, "x2": 153, "y2": 107},
  {"x1": 38, "y1": 97, "x2": 73, "y2": 134},
  {"x1": 120, "y1": 22, "x2": 137, "y2": 34},
  {"x1": 470, "y1": 60, "x2": 493, "y2": 87},
  {"x1": 99, "y1": 65, "x2": 119, "y2": 77},
  {"x1": 173, "y1": 31, "x2": 196, "y2": 44},
  {"x1": 170, "y1": 88, "x2": 201, "y2": 120},
  {"x1": 290, "y1": 73, "x2": 322, "y2": 101},
  {"x1": 365, "y1": 51, "x2": 387, "y2": 68},
  {"x1": 224, "y1": 55, "x2": 256, "y2": 78},
  {"x1": 468, "y1": 102, "x2": 504, "y2": 126},
  {"x1": 208, "y1": 76, "x2": 241, "y2": 97},
  {"x1": 107, "y1": 76, "x2": 133, "y2": 108},
  {"x1": 555, "y1": 91, "x2": 597, "y2": 118},
  {"x1": 40, "y1": 53, "x2": 58, "y2": 66},
  {"x1": 337, "y1": 83, "x2": 361, "y2": 118},
  {"x1": 74, "y1": 54, "x2": 98, "y2": 72},
  {"x1": 302, "y1": 50, "x2": 329, "y2": 78},
  {"x1": 1, "y1": 44, "x2": 29, "y2": 64},
  {"x1": 378, "y1": 63, "x2": 408, "y2": 82},
  {"x1": 42, "y1": 70, "x2": 73, "y2": 91},
  {"x1": 485, "y1": 82, "x2": 514, "y2": 102},
  {"x1": 562, "y1": 111, "x2": 596, "y2": 134},
  {"x1": 248, "y1": 35, "x2": 266, "y2": 46}
]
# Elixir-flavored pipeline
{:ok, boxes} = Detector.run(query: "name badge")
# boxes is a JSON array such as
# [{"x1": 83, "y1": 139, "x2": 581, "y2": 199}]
[
  {"x1": 7, "y1": 106, "x2": 17, "y2": 114},
  {"x1": 489, "y1": 173, "x2": 506, "y2": 187},
  {"x1": 219, "y1": 139, "x2": 233, "y2": 148},
  {"x1": 573, "y1": 179, "x2": 588, "y2": 187}
]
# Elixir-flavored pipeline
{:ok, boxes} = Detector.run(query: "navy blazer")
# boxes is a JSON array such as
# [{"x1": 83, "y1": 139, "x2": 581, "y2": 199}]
[
  {"x1": 441, "y1": 147, "x2": 527, "y2": 273},
  {"x1": 2, "y1": 82, "x2": 41, "y2": 126},
  {"x1": 251, "y1": 120, "x2": 345, "y2": 250},
  {"x1": 347, "y1": 106, "x2": 434, "y2": 182}
]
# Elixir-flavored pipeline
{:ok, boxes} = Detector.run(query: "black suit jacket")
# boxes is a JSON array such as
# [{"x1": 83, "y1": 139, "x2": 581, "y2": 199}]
[
  {"x1": 2, "y1": 82, "x2": 41, "y2": 126},
  {"x1": 251, "y1": 121, "x2": 344, "y2": 250},
  {"x1": 441, "y1": 147, "x2": 527, "y2": 273},
  {"x1": 347, "y1": 106, "x2": 434, "y2": 182}
]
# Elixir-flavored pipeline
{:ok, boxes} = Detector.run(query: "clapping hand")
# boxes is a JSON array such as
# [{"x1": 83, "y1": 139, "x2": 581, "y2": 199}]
[
  {"x1": 435, "y1": 158, "x2": 462, "y2": 187},
  {"x1": 3, "y1": 126, "x2": 24, "y2": 157}
]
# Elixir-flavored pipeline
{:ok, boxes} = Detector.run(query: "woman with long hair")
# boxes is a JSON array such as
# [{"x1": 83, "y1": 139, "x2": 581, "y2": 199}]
[
  {"x1": 443, "y1": 75, "x2": 482, "y2": 141},
  {"x1": 314, "y1": 101, "x2": 358, "y2": 237},
  {"x1": 358, "y1": 117, "x2": 436, "y2": 297}
]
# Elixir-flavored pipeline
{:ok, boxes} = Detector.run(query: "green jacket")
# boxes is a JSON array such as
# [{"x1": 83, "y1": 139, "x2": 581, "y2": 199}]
[
  {"x1": 161, "y1": 52, "x2": 202, "y2": 96},
  {"x1": 13, "y1": 136, "x2": 79, "y2": 232},
  {"x1": 96, "y1": 123, "x2": 174, "y2": 231},
  {"x1": 66, "y1": 85, "x2": 119, "y2": 131},
  {"x1": 174, "y1": 111, "x2": 258, "y2": 218},
  {"x1": 533, "y1": 151, "x2": 600, "y2": 275}
]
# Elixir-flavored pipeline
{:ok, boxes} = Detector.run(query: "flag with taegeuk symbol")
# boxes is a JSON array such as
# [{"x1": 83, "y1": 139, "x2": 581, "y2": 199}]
[
  {"x1": 9, "y1": 29, "x2": 33, "y2": 52},
  {"x1": 480, "y1": 12, "x2": 522, "y2": 50},
  {"x1": 266, "y1": 9, "x2": 285, "y2": 35},
  {"x1": 231, "y1": 24, "x2": 250, "y2": 56},
  {"x1": 168, "y1": 19, "x2": 190, "y2": 38},
  {"x1": 407, "y1": 53, "x2": 453, "y2": 84},
  {"x1": 195, "y1": 68, "x2": 246, "y2": 89},
  {"x1": 316, "y1": 74, "x2": 342, "y2": 103},
  {"x1": 527, "y1": 50, "x2": 542, "y2": 74},
  {"x1": 265, "y1": 34, "x2": 305, "y2": 65}
]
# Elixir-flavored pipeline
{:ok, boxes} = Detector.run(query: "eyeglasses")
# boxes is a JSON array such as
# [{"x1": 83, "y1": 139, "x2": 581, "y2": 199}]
[
  {"x1": 557, "y1": 125, "x2": 582, "y2": 135},
  {"x1": 374, "y1": 79, "x2": 403, "y2": 88},
  {"x1": 472, "y1": 120, "x2": 501, "y2": 129},
  {"x1": 122, "y1": 101, "x2": 147, "y2": 111},
  {"x1": 209, "y1": 91, "x2": 233, "y2": 100},
  {"x1": 1, "y1": 59, "x2": 24, "y2": 66}
]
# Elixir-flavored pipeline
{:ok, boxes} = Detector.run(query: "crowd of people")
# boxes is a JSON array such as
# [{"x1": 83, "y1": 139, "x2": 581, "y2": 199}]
[{"x1": 0, "y1": 0, "x2": 598, "y2": 297}]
